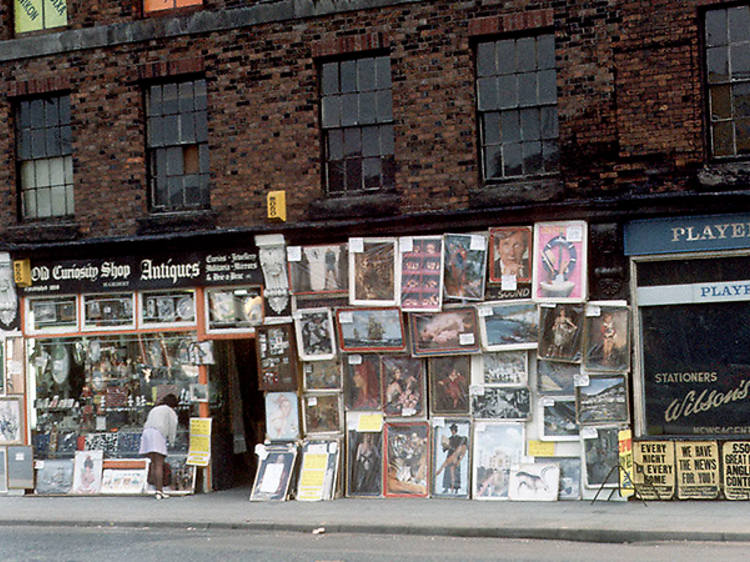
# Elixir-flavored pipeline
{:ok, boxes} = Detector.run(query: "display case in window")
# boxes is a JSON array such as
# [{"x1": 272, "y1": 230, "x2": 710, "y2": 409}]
[
  {"x1": 82, "y1": 293, "x2": 135, "y2": 331},
  {"x1": 26, "y1": 296, "x2": 78, "y2": 334},
  {"x1": 140, "y1": 290, "x2": 196, "y2": 327},
  {"x1": 205, "y1": 286, "x2": 263, "y2": 332}
]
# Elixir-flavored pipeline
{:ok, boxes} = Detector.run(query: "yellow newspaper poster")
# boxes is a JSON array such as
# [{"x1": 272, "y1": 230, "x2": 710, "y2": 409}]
[
  {"x1": 722, "y1": 441, "x2": 750, "y2": 500},
  {"x1": 618, "y1": 429, "x2": 634, "y2": 498},
  {"x1": 633, "y1": 440, "x2": 675, "y2": 500},
  {"x1": 676, "y1": 441, "x2": 719, "y2": 500},
  {"x1": 187, "y1": 417, "x2": 212, "y2": 467}
]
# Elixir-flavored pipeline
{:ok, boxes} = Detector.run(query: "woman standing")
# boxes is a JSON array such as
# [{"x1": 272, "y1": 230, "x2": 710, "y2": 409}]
[{"x1": 139, "y1": 394, "x2": 178, "y2": 499}]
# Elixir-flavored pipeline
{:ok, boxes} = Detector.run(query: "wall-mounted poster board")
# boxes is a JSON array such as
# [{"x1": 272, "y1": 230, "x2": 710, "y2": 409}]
[
  {"x1": 675, "y1": 441, "x2": 719, "y2": 500},
  {"x1": 632, "y1": 440, "x2": 675, "y2": 500},
  {"x1": 722, "y1": 441, "x2": 750, "y2": 500},
  {"x1": 7, "y1": 445, "x2": 33, "y2": 489}
]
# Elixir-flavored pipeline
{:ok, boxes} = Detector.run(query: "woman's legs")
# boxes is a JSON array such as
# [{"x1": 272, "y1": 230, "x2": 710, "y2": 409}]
[{"x1": 147, "y1": 452, "x2": 165, "y2": 492}]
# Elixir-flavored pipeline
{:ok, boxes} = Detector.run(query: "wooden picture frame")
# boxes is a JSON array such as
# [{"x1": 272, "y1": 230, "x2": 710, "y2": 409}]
[
  {"x1": 294, "y1": 308, "x2": 336, "y2": 361},
  {"x1": 576, "y1": 375, "x2": 629, "y2": 426},
  {"x1": 384, "y1": 422, "x2": 430, "y2": 498},
  {"x1": 429, "y1": 355, "x2": 471, "y2": 415},
  {"x1": 256, "y1": 324, "x2": 298, "y2": 391},
  {"x1": 302, "y1": 392, "x2": 343, "y2": 436},
  {"x1": 346, "y1": 429, "x2": 383, "y2": 497},
  {"x1": 478, "y1": 301, "x2": 538, "y2": 351},
  {"x1": 488, "y1": 226, "x2": 533, "y2": 284},
  {"x1": 251, "y1": 444, "x2": 298, "y2": 501},
  {"x1": 472, "y1": 422, "x2": 525, "y2": 500},
  {"x1": 538, "y1": 304, "x2": 584, "y2": 363},
  {"x1": 399, "y1": 235, "x2": 444, "y2": 312},
  {"x1": 583, "y1": 302, "x2": 631, "y2": 373},
  {"x1": 343, "y1": 355, "x2": 383, "y2": 411},
  {"x1": 532, "y1": 220, "x2": 588, "y2": 303},
  {"x1": 0, "y1": 397, "x2": 23, "y2": 445},
  {"x1": 302, "y1": 358, "x2": 343, "y2": 391},
  {"x1": 349, "y1": 237, "x2": 400, "y2": 307},
  {"x1": 288, "y1": 243, "x2": 349, "y2": 296},
  {"x1": 381, "y1": 356, "x2": 426, "y2": 419},
  {"x1": 443, "y1": 233, "x2": 487, "y2": 301},
  {"x1": 431, "y1": 418, "x2": 471, "y2": 499},
  {"x1": 410, "y1": 308, "x2": 480, "y2": 357},
  {"x1": 265, "y1": 392, "x2": 300, "y2": 441},
  {"x1": 336, "y1": 307, "x2": 406, "y2": 354}
]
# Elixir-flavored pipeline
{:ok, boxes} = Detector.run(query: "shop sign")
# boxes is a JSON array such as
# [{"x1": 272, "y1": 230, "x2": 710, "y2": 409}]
[
  {"x1": 625, "y1": 213, "x2": 750, "y2": 256},
  {"x1": 633, "y1": 440, "x2": 675, "y2": 500},
  {"x1": 675, "y1": 441, "x2": 720, "y2": 500},
  {"x1": 722, "y1": 441, "x2": 750, "y2": 500},
  {"x1": 19, "y1": 249, "x2": 262, "y2": 295}
]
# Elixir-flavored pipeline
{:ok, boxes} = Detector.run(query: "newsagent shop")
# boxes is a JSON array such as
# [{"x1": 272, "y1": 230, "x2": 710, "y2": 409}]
[{"x1": 2, "y1": 216, "x2": 750, "y2": 501}]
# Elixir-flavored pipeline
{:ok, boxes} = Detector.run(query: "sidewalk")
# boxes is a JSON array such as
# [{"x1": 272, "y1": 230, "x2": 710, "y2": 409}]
[{"x1": 2, "y1": 487, "x2": 750, "y2": 544}]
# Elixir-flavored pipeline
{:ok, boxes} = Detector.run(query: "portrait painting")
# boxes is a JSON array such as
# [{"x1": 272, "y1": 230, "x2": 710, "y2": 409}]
[
  {"x1": 538, "y1": 304, "x2": 584, "y2": 363},
  {"x1": 303, "y1": 392, "x2": 343, "y2": 436},
  {"x1": 538, "y1": 398, "x2": 579, "y2": 441},
  {"x1": 471, "y1": 387, "x2": 531, "y2": 420},
  {"x1": 256, "y1": 324, "x2": 298, "y2": 391},
  {"x1": 303, "y1": 358, "x2": 343, "y2": 391},
  {"x1": 35, "y1": 459, "x2": 74, "y2": 495},
  {"x1": 478, "y1": 301, "x2": 538, "y2": 351},
  {"x1": 385, "y1": 422, "x2": 430, "y2": 497},
  {"x1": 349, "y1": 237, "x2": 399, "y2": 306},
  {"x1": 576, "y1": 375, "x2": 629, "y2": 426},
  {"x1": 431, "y1": 419, "x2": 471, "y2": 498},
  {"x1": 344, "y1": 355, "x2": 383, "y2": 411},
  {"x1": 582, "y1": 426, "x2": 621, "y2": 488},
  {"x1": 443, "y1": 233, "x2": 487, "y2": 301},
  {"x1": 265, "y1": 392, "x2": 300, "y2": 441},
  {"x1": 489, "y1": 226, "x2": 533, "y2": 284},
  {"x1": 400, "y1": 236, "x2": 444, "y2": 312},
  {"x1": 508, "y1": 463, "x2": 560, "y2": 501},
  {"x1": 251, "y1": 445, "x2": 298, "y2": 501},
  {"x1": 410, "y1": 308, "x2": 480, "y2": 357},
  {"x1": 336, "y1": 307, "x2": 406, "y2": 353},
  {"x1": 288, "y1": 243, "x2": 348, "y2": 295},
  {"x1": 429, "y1": 355, "x2": 471, "y2": 415},
  {"x1": 537, "y1": 359, "x2": 579, "y2": 396},
  {"x1": 381, "y1": 356, "x2": 425, "y2": 419},
  {"x1": 584, "y1": 303, "x2": 630, "y2": 373},
  {"x1": 532, "y1": 220, "x2": 588, "y2": 302},
  {"x1": 472, "y1": 422, "x2": 525, "y2": 500},
  {"x1": 346, "y1": 430, "x2": 383, "y2": 497},
  {"x1": 0, "y1": 397, "x2": 23, "y2": 445},
  {"x1": 294, "y1": 308, "x2": 336, "y2": 361},
  {"x1": 481, "y1": 351, "x2": 528, "y2": 386},
  {"x1": 72, "y1": 450, "x2": 103, "y2": 494},
  {"x1": 535, "y1": 457, "x2": 582, "y2": 500}
]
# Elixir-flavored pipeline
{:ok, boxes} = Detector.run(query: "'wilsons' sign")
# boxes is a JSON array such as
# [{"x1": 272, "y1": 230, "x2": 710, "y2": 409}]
[{"x1": 21, "y1": 249, "x2": 261, "y2": 295}]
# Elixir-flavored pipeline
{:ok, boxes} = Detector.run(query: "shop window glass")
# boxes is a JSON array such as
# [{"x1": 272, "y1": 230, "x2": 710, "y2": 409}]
[
  {"x1": 205, "y1": 286, "x2": 263, "y2": 332},
  {"x1": 26, "y1": 296, "x2": 78, "y2": 333},
  {"x1": 14, "y1": 0, "x2": 67, "y2": 34},
  {"x1": 140, "y1": 290, "x2": 196, "y2": 327},
  {"x1": 82, "y1": 294, "x2": 135, "y2": 331}
]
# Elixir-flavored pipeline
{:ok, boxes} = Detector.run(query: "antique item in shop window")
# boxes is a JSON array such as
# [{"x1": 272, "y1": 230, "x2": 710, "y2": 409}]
[
  {"x1": 288, "y1": 243, "x2": 348, "y2": 296},
  {"x1": 583, "y1": 303, "x2": 630, "y2": 373},
  {"x1": 302, "y1": 358, "x2": 342, "y2": 391},
  {"x1": 632, "y1": 440, "x2": 676, "y2": 500},
  {"x1": 538, "y1": 304, "x2": 584, "y2": 363},
  {"x1": 488, "y1": 226, "x2": 533, "y2": 285},
  {"x1": 478, "y1": 301, "x2": 538, "y2": 352},
  {"x1": 294, "y1": 308, "x2": 336, "y2": 361},
  {"x1": 431, "y1": 418, "x2": 470, "y2": 499},
  {"x1": 538, "y1": 397, "x2": 579, "y2": 442},
  {"x1": 343, "y1": 355, "x2": 383, "y2": 411},
  {"x1": 399, "y1": 236, "x2": 444, "y2": 312},
  {"x1": 82, "y1": 293, "x2": 135, "y2": 330},
  {"x1": 675, "y1": 440, "x2": 719, "y2": 500},
  {"x1": 472, "y1": 421, "x2": 524, "y2": 500},
  {"x1": 336, "y1": 307, "x2": 406, "y2": 354},
  {"x1": 6, "y1": 338, "x2": 25, "y2": 395},
  {"x1": 581, "y1": 426, "x2": 621, "y2": 489},
  {"x1": 141, "y1": 290, "x2": 196, "y2": 326},
  {"x1": 576, "y1": 375, "x2": 629, "y2": 426},
  {"x1": 348, "y1": 237, "x2": 399, "y2": 307},
  {"x1": 443, "y1": 233, "x2": 487, "y2": 301},
  {"x1": 0, "y1": 253, "x2": 19, "y2": 331},
  {"x1": 250, "y1": 443, "x2": 297, "y2": 501},
  {"x1": 206, "y1": 286, "x2": 263, "y2": 331},
  {"x1": 532, "y1": 220, "x2": 588, "y2": 303},
  {"x1": 0, "y1": 397, "x2": 23, "y2": 445},
  {"x1": 410, "y1": 308, "x2": 480, "y2": 357},
  {"x1": 346, "y1": 429, "x2": 383, "y2": 497},
  {"x1": 256, "y1": 324, "x2": 298, "y2": 391},
  {"x1": 27, "y1": 296, "x2": 78, "y2": 332},
  {"x1": 264, "y1": 392, "x2": 300, "y2": 441},
  {"x1": 428, "y1": 355, "x2": 471, "y2": 415},
  {"x1": 481, "y1": 351, "x2": 528, "y2": 386},
  {"x1": 302, "y1": 393, "x2": 343, "y2": 436},
  {"x1": 471, "y1": 386, "x2": 531, "y2": 420},
  {"x1": 384, "y1": 422, "x2": 429, "y2": 498},
  {"x1": 381, "y1": 356, "x2": 425, "y2": 419},
  {"x1": 535, "y1": 457, "x2": 582, "y2": 500},
  {"x1": 508, "y1": 463, "x2": 560, "y2": 501}
]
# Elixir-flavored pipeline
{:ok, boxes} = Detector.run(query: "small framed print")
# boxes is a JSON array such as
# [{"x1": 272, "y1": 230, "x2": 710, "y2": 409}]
[
  {"x1": 251, "y1": 444, "x2": 298, "y2": 501},
  {"x1": 399, "y1": 236, "x2": 444, "y2": 312},
  {"x1": 381, "y1": 356, "x2": 425, "y2": 419},
  {"x1": 489, "y1": 226, "x2": 533, "y2": 284},
  {"x1": 532, "y1": 220, "x2": 588, "y2": 302},
  {"x1": 256, "y1": 324, "x2": 298, "y2": 391},
  {"x1": 538, "y1": 304, "x2": 584, "y2": 363},
  {"x1": 443, "y1": 233, "x2": 487, "y2": 301},
  {"x1": 429, "y1": 355, "x2": 471, "y2": 415},
  {"x1": 82, "y1": 293, "x2": 135, "y2": 330},
  {"x1": 576, "y1": 375, "x2": 629, "y2": 426},
  {"x1": 346, "y1": 429, "x2": 383, "y2": 497},
  {"x1": 26, "y1": 296, "x2": 78, "y2": 333},
  {"x1": 265, "y1": 392, "x2": 300, "y2": 441},
  {"x1": 0, "y1": 397, "x2": 23, "y2": 445},
  {"x1": 344, "y1": 355, "x2": 383, "y2": 411},
  {"x1": 384, "y1": 422, "x2": 430, "y2": 497},
  {"x1": 537, "y1": 359, "x2": 579, "y2": 396},
  {"x1": 140, "y1": 290, "x2": 197, "y2": 327},
  {"x1": 471, "y1": 386, "x2": 531, "y2": 420},
  {"x1": 472, "y1": 422, "x2": 525, "y2": 500},
  {"x1": 410, "y1": 308, "x2": 480, "y2": 357},
  {"x1": 288, "y1": 243, "x2": 348, "y2": 296},
  {"x1": 431, "y1": 419, "x2": 471, "y2": 498},
  {"x1": 349, "y1": 237, "x2": 400, "y2": 307},
  {"x1": 336, "y1": 307, "x2": 406, "y2": 354},
  {"x1": 206, "y1": 286, "x2": 263, "y2": 331},
  {"x1": 294, "y1": 308, "x2": 336, "y2": 361},
  {"x1": 35, "y1": 459, "x2": 74, "y2": 494},
  {"x1": 303, "y1": 392, "x2": 343, "y2": 436},
  {"x1": 584, "y1": 303, "x2": 630, "y2": 373},
  {"x1": 303, "y1": 359, "x2": 343, "y2": 391},
  {"x1": 582, "y1": 426, "x2": 622, "y2": 488},
  {"x1": 535, "y1": 457, "x2": 582, "y2": 500},
  {"x1": 538, "y1": 397, "x2": 579, "y2": 441},
  {"x1": 508, "y1": 463, "x2": 560, "y2": 501},
  {"x1": 478, "y1": 301, "x2": 538, "y2": 351},
  {"x1": 481, "y1": 351, "x2": 528, "y2": 386}
]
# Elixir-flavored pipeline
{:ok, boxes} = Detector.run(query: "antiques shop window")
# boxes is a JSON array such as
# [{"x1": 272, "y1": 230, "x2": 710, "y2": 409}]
[
  {"x1": 14, "y1": 0, "x2": 67, "y2": 35},
  {"x1": 705, "y1": 5, "x2": 750, "y2": 158},
  {"x1": 144, "y1": 0, "x2": 201, "y2": 14},
  {"x1": 476, "y1": 34, "x2": 559, "y2": 181},
  {"x1": 146, "y1": 79, "x2": 209, "y2": 212},
  {"x1": 16, "y1": 94, "x2": 74, "y2": 219},
  {"x1": 320, "y1": 56, "x2": 394, "y2": 195}
]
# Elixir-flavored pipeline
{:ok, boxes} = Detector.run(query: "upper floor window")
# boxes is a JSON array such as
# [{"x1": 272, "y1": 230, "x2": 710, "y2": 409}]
[
  {"x1": 706, "y1": 6, "x2": 750, "y2": 158},
  {"x1": 144, "y1": 0, "x2": 201, "y2": 14},
  {"x1": 320, "y1": 56, "x2": 395, "y2": 195},
  {"x1": 15, "y1": 0, "x2": 67, "y2": 34},
  {"x1": 476, "y1": 34, "x2": 559, "y2": 181},
  {"x1": 16, "y1": 95, "x2": 74, "y2": 219},
  {"x1": 146, "y1": 79, "x2": 210, "y2": 212}
]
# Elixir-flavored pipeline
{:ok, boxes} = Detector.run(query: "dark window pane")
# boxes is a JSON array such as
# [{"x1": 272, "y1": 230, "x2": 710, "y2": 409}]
[
  {"x1": 497, "y1": 40, "x2": 516, "y2": 75},
  {"x1": 179, "y1": 81, "x2": 194, "y2": 114},
  {"x1": 162, "y1": 83, "x2": 178, "y2": 114},
  {"x1": 321, "y1": 63, "x2": 339, "y2": 95},
  {"x1": 344, "y1": 128, "x2": 361, "y2": 157},
  {"x1": 517, "y1": 37, "x2": 536, "y2": 72},
  {"x1": 327, "y1": 129, "x2": 343, "y2": 160},
  {"x1": 707, "y1": 47, "x2": 729, "y2": 83},
  {"x1": 60, "y1": 126, "x2": 72, "y2": 155},
  {"x1": 732, "y1": 43, "x2": 750, "y2": 79},
  {"x1": 543, "y1": 141, "x2": 560, "y2": 171},
  {"x1": 501, "y1": 110, "x2": 521, "y2": 143},
  {"x1": 484, "y1": 144, "x2": 502, "y2": 179},
  {"x1": 540, "y1": 106, "x2": 559, "y2": 140},
  {"x1": 45, "y1": 98, "x2": 59, "y2": 127},
  {"x1": 538, "y1": 70, "x2": 557, "y2": 104},
  {"x1": 194, "y1": 80, "x2": 207, "y2": 111},
  {"x1": 195, "y1": 111, "x2": 208, "y2": 143},
  {"x1": 706, "y1": 9, "x2": 728, "y2": 47},
  {"x1": 59, "y1": 96, "x2": 71, "y2": 125},
  {"x1": 199, "y1": 144, "x2": 210, "y2": 173},
  {"x1": 711, "y1": 85, "x2": 732, "y2": 119},
  {"x1": 359, "y1": 91, "x2": 377, "y2": 124},
  {"x1": 382, "y1": 155, "x2": 395, "y2": 187},
  {"x1": 504, "y1": 143, "x2": 523, "y2": 176},
  {"x1": 180, "y1": 113, "x2": 196, "y2": 143},
  {"x1": 32, "y1": 129, "x2": 47, "y2": 158},
  {"x1": 734, "y1": 82, "x2": 750, "y2": 117},
  {"x1": 341, "y1": 60, "x2": 357, "y2": 93},
  {"x1": 483, "y1": 112, "x2": 501, "y2": 146},
  {"x1": 522, "y1": 141, "x2": 542, "y2": 175},
  {"x1": 30, "y1": 99, "x2": 44, "y2": 129},
  {"x1": 184, "y1": 175, "x2": 202, "y2": 206},
  {"x1": 736, "y1": 118, "x2": 750, "y2": 153},
  {"x1": 18, "y1": 131, "x2": 30, "y2": 160},
  {"x1": 163, "y1": 114, "x2": 180, "y2": 145},
  {"x1": 363, "y1": 157, "x2": 381, "y2": 189},
  {"x1": 168, "y1": 177, "x2": 184, "y2": 207},
  {"x1": 341, "y1": 93, "x2": 358, "y2": 127},
  {"x1": 375, "y1": 57, "x2": 391, "y2": 89},
  {"x1": 362, "y1": 126, "x2": 380, "y2": 157},
  {"x1": 166, "y1": 146, "x2": 183, "y2": 176},
  {"x1": 18, "y1": 101, "x2": 31, "y2": 129},
  {"x1": 520, "y1": 108, "x2": 541, "y2": 141},
  {"x1": 148, "y1": 86, "x2": 163, "y2": 117},
  {"x1": 713, "y1": 121, "x2": 734, "y2": 156},
  {"x1": 46, "y1": 127, "x2": 61, "y2": 157},
  {"x1": 358, "y1": 58, "x2": 375, "y2": 91},
  {"x1": 327, "y1": 160, "x2": 345, "y2": 193},
  {"x1": 478, "y1": 77, "x2": 499, "y2": 111},
  {"x1": 376, "y1": 90, "x2": 393, "y2": 122},
  {"x1": 380, "y1": 124, "x2": 394, "y2": 155},
  {"x1": 346, "y1": 158, "x2": 362, "y2": 191},
  {"x1": 518, "y1": 72, "x2": 538, "y2": 106},
  {"x1": 321, "y1": 96, "x2": 341, "y2": 128},
  {"x1": 149, "y1": 115, "x2": 164, "y2": 148},
  {"x1": 537, "y1": 35, "x2": 555, "y2": 69},
  {"x1": 477, "y1": 42, "x2": 496, "y2": 77},
  {"x1": 497, "y1": 75, "x2": 517, "y2": 109},
  {"x1": 729, "y1": 6, "x2": 750, "y2": 43}
]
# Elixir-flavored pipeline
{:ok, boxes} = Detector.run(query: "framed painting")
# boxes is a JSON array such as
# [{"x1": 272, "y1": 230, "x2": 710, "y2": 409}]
[
  {"x1": 72, "y1": 450, "x2": 104, "y2": 494},
  {"x1": 576, "y1": 375, "x2": 629, "y2": 426},
  {"x1": 582, "y1": 426, "x2": 622, "y2": 488},
  {"x1": 538, "y1": 397, "x2": 579, "y2": 441},
  {"x1": 489, "y1": 226, "x2": 533, "y2": 284},
  {"x1": 287, "y1": 243, "x2": 348, "y2": 296},
  {"x1": 481, "y1": 351, "x2": 528, "y2": 386},
  {"x1": 538, "y1": 304, "x2": 584, "y2": 363},
  {"x1": 478, "y1": 301, "x2": 538, "y2": 351},
  {"x1": 431, "y1": 419, "x2": 470, "y2": 498},
  {"x1": 410, "y1": 308, "x2": 480, "y2": 357},
  {"x1": 508, "y1": 463, "x2": 560, "y2": 501},
  {"x1": 302, "y1": 392, "x2": 343, "y2": 436},
  {"x1": 343, "y1": 355, "x2": 383, "y2": 411},
  {"x1": 399, "y1": 235, "x2": 444, "y2": 312},
  {"x1": 384, "y1": 422, "x2": 430, "y2": 497},
  {"x1": 583, "y1": 302, "x2": 630, "y2": 373},
  {"x1": 336, "y1": 307, "x2": 406, "y2": 354},
  {"x1": 256, "y1": 324, "x2": 298, "y2": 391},
  {"x1": 537, "y1": 359, "x2": 578, "y2": 396},
  {"x1": 472, "y1": 422, "x2": 525, "y2": 500},
  {"x1": 535, "y1": 457, "x2": 582, "y2": 500},
  {"x1": 294, "y1": 308, "x2": 336, "y2": 361},
  {"x1": 250, "y1": 444, "x2": 298, "y2": 501},
  {"x1": 381, "y1": 356, "x2": 426, "y2": 419},
  {"x1": 265, "y1": 392, "x2": 300, "y2": 441},
  {"x1": 302, "y1": 358, "x2": 343, "y2": 391},
  {"x1": 349, "y1": 237, "x2": 400, "y2": 307},
  {"x1": 471, "y1": 386, "x2": 531, "y2": 420},
  {"x1": 429, "y1": 355, "x2": 471, "y2": 415},
  {"x1": 443, "y1": 233, "x2": 487, "y2": 301},
  {"x1": 346, "y1": 430, "x2": 383, "y2": 497},
  {"x1": 532, "y1": 220, "x2": 588, "y2": 302},
  {"x1": 0, "y1": 397, "x2": 23, "y2": 445}
]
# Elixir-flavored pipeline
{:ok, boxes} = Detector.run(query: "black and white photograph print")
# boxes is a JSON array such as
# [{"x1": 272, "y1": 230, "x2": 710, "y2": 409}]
[
  {"x1": 481, "y1": 351, "x2": 528, "y2": 386},
  {"x1": 471, "y1": 386, "x2": 531, "y2": 420},
  {"x1": 294, "y1": 308, "x2": 336, "y2": 361},
  {"x1": 576, "y1": 375, "x2": 629, "y2": 425},
  {"x1": 537, "y1": 359, "x2": 579, "y2": 396},
  {"x1": 538, "y1": 304, "x2": 584, "y2": 363},
  {"x1": 538, "y1": 397, "x2": 579, "y2": 441}
]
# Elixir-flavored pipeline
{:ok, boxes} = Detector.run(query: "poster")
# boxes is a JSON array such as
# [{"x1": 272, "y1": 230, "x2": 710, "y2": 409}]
[
  {"x1": 187, "y1": 417, "x2": 212, "y2": 467},
  {"x1": 675, "y1": 441, "x2": 719, "y2": 500},
  {"x1": 431, "y1": 419, "x2": 470, "y2": 499},
  {"x1": 296, "y1": 440, "x2": 339, "y2": 502},
  {"x1": 399, "y1": 236, "x2": 443, "y2": 312},
  {"x1": 508, "y1": 463, "x2": 560, "y2": 501},
  {"x1": 72, "y1": 450, "x2": 104, "y2": 494},
  {"x1": 722, "y1": 441, "x2": 750, "y2": 500},
  {"x1": 532, "y1": 220, "x2": 587, "y2": 302},
  {"x1": 632, "y1": 440, "x2": 675, "y2": 500}
]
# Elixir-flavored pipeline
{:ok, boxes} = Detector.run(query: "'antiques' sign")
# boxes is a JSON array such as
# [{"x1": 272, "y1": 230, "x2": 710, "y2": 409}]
[
  {"x1": 675, "y1": 441, "x2": 719, "y2": 500},
  {"x1": 722, "y1": 441, "x2": 750, "y2": 500},
  {"x1": 633, "y1": 441, "x2": 675, "y2": 500}
]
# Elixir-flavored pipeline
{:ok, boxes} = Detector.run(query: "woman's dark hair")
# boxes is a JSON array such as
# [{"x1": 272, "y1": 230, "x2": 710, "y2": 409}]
[{"x1": 161, "y1": 394, "x2": 178, "y2": 409}]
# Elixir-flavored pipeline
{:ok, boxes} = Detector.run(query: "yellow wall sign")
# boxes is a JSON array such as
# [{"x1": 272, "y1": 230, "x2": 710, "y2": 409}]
[
  {"x1": 527, "y1": 440, "x2": 555, "y2": 457},
  {"x1": 618, "y1": 429, "x2": 634, "y2": 498},
  {"x1": 15, "y1": 0, "x2": 66, "y2": 34},
  {"x1": 13, "y1": 259, "x2": 31, "y2": 287},
  {"x1": 186, "y1": 417, "x2": 212, "y2": 467}
]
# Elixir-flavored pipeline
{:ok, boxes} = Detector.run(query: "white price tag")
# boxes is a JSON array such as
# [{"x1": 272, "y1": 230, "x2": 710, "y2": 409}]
[
  {"x1": 459, "y1": 333, "x2": 475, "y2": 346},
  {"x1": 501, "y1": 275, "x2": 517, "y2": 291},
  {"x1": 478, "y1": 306, "x2": 493, "y2": 318},
  {"x1": 399, "y1": 237, "x2": 414, "y2": 253},
  {"x1": 581, "y1": 427, "x2": 598, "y2": 439},
  {"x1": 574, "y1": 374, "x2": 590, "y2": 387},
  {"x1": 432, "y1": 417, "x2": 445, "y2": 427},
  {"x1": 567, "y1": 225, "x2": 584, "y2": 242},
  {"x1": 540, "y1": 397, "x2": 555, "y2": 407},
  {"x1": 349, "y1": 238, "x2": 364, "y2": 253},
  {"x1": 286, "y1": 246, "x2": 302, "y2": 262},
  {"x1": 339, "y1": 311, "x2": 354, "y2": 324},
  {"x1": 470, "y1": 384, "x2": 485, "y2": 396},
  {"x1": 470, "y1": 235, "x2": 486, "y2": 251},
  {"x1": 586, "y1": 305, "x2": 601, "y2": 317},
  {"x1": 348, "y1": 354, "x2": 363, "y2": 365},
  {"x1": 307, "y1": 396, "x2": 318, "y2": 407},
  {"x1": 255, "y1": 443, "x2": 268, "y2": 460}
]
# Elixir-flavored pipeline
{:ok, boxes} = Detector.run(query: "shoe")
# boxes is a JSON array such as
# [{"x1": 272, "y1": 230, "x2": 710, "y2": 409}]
[{"x1": 155, "y1": 491, "x2": 165, "y2": 500}]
